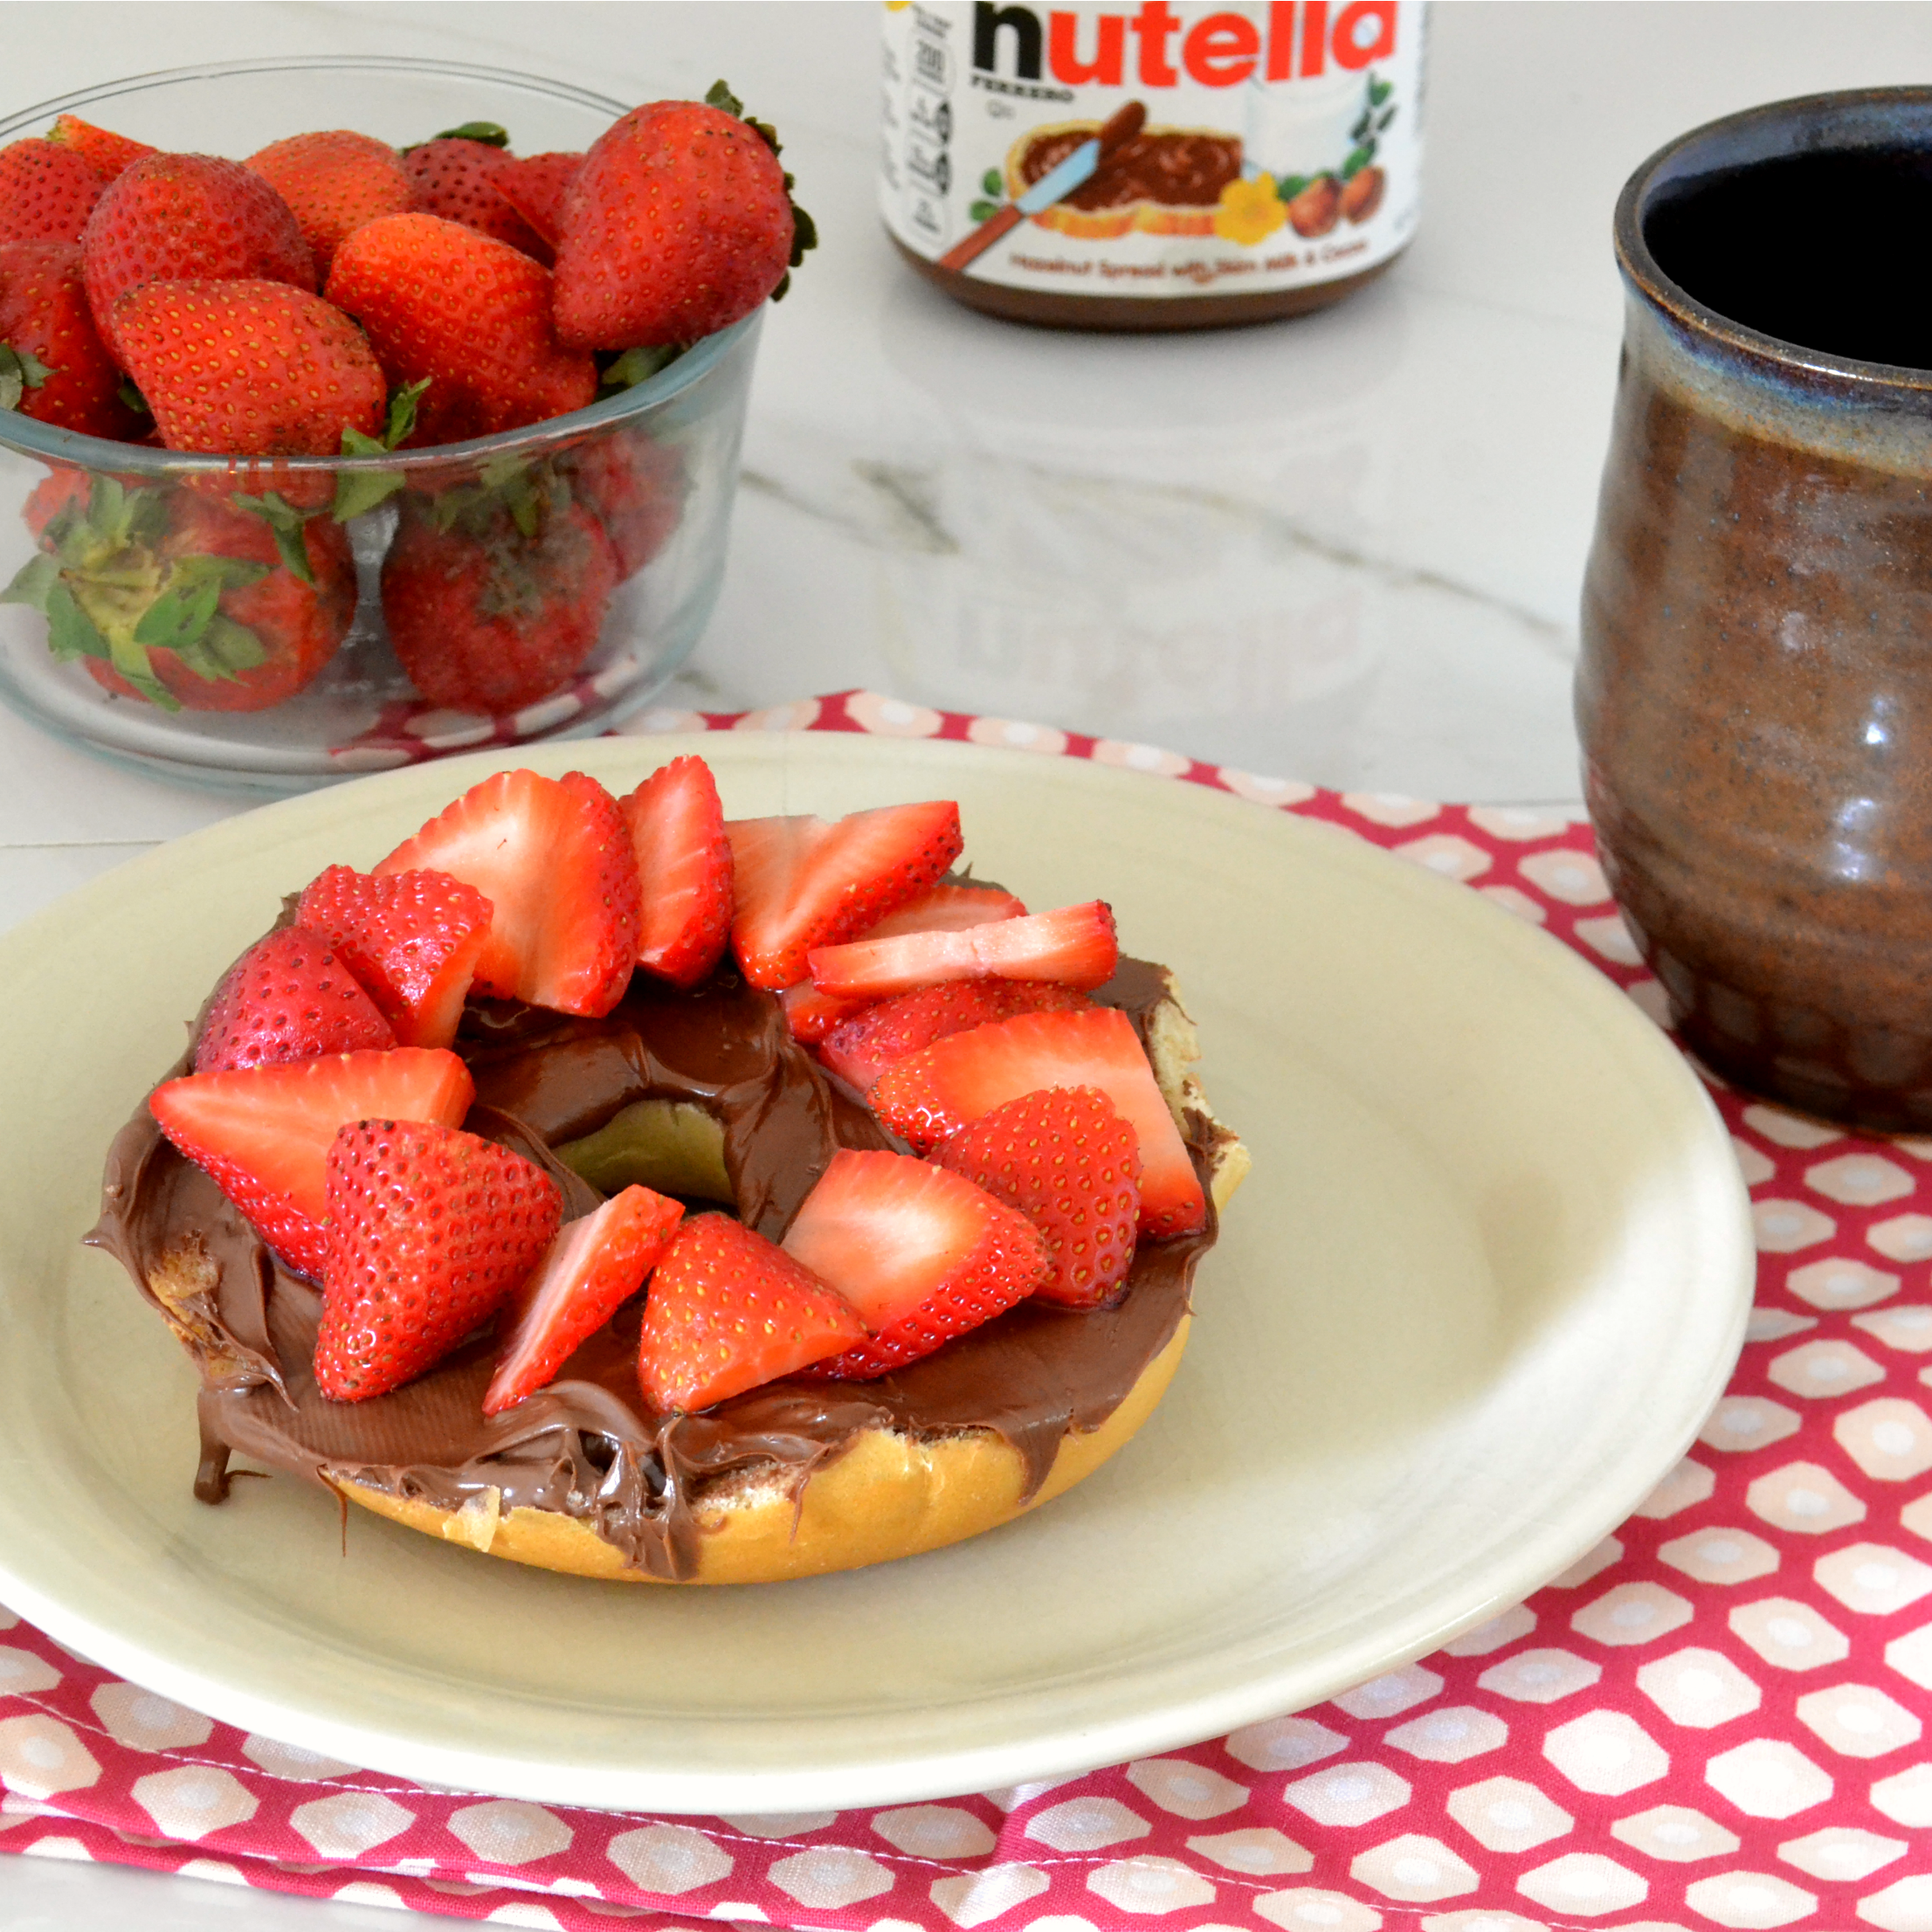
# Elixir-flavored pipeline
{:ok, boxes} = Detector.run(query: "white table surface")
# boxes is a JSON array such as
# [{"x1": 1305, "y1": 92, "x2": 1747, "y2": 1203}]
[{"x1": 4, "y1": 4, "x2": 1930, "y2": 1926}]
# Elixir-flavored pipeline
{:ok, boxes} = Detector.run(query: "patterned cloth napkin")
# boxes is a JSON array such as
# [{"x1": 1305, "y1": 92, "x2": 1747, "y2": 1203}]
[{"x1": 5, "y1": 690, "x2": 1931, "y2": 1932}]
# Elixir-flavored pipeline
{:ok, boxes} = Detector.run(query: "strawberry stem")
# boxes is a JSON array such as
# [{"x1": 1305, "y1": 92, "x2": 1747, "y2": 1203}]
[{"x1": 231, "y1": 491, "x2": 315, "y2": 583}]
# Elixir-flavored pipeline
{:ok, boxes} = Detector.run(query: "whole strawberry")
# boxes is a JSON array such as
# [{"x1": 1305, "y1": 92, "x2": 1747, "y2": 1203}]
[
  {"x1": 46, "y1": 114, "x2": 155, "y2": 183},
  {"x1": 315, "y1": 1119, "x2": 563, "y2": 1402},
  {"x1": 379, "y1": 476, "x2": 618, "y2": 715},
  {"x1": 194, "y1": 925, "x2": 397, "y2": 1073},
  {"x1": 113, "y1": 279, "x2": 385, "y2": 466},
  {"x1": 0, "y1": 240, "x2": 146, "y2": 439},
  {"x1": 551, "y1": 99, "x2": 796, "y2": 349},
  {"x1": 0, "y1": 139, "x2": 107, "y2": 245},
  {"x1": 401, "y1": 131, "x2": 549, "y2": 260},
  {"x1": 6, "y1": 476, "x2": 354, "y2": 712},
  {"x1": 246, "y1": 129, "x2": 417, "y2": 278},
  {"x1": 325, "y1": 213, "x2": 594, "y2": 444},
  {"x1": 80, "y1": 152, "x2": 315, "y2": 362}
]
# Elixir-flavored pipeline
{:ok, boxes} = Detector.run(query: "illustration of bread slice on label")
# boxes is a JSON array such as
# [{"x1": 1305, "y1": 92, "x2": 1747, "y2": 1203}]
[{"x1": 1006, "y1": 121, "x2": 1245, "y2": 240}]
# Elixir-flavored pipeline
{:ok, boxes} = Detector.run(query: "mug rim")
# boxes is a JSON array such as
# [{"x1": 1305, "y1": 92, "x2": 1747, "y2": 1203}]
[{"x1": 1614, "y1": 85, "x2": 1932, "y2": 396}]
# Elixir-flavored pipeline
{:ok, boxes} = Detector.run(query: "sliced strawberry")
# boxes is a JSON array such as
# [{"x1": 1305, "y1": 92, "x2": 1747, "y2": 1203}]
[
  {"x1": 781, "y1": 1149, "x2": 1051, "y2": 1379},
  {"x1": 619, "y1": 756, "x2": 732, "y2": 988},
  {"x1": 935, "y1": 1087, "x2": 1142, "y2": 1307},
  {"x1": 809, "y1": 900, "x2": 1117, "y2": 1000},
  {"x1": 193, "y1": 925, "x2": 396, "y2": 1073},
  {"x1": 818, "y1": 979, "x2": 1094, "y2": 1093},
  {"x1": 860, "y1": 881, "x2": 1025, "y2": 940},
  {"x1": 315, "y1": 1119, "x2": 562, "y2": 1401},
  {"x1": 296, "y1": 865, "x2": 493, "y2": 1050},
  {"x1": 782, "y1": 980, "x2": 870, "y2": 1045},
  {"x1": 725, "y1": 800, "x2": 963, "y2": 990},
  {"x1": 866, "y1": 1007, "x2": 1207, "y2": 1238},
  {"x1": 148, "y1": 1047, "x2": 474, "y2": 1278},
  {"x1": 374, "y1": 768, "x2": 641, "y2": 1017},
  {"x1": 638, "y1": 1212, "x2": 866, "y2": 1412},
  {"x1": 485, "y1": 1183, "x2": 683, "y2": 1413}
]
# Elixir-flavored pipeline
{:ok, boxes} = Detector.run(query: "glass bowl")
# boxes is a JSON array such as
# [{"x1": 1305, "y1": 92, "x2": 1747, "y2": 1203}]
[{"x1": 0, "y1": 57, "x2": 762, "y2": 792}]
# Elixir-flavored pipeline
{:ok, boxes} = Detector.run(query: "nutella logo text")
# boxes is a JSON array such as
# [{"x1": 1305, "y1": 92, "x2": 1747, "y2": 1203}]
[{"x1": 970, "y1": 1, "x2": 1397, "y2": 88}]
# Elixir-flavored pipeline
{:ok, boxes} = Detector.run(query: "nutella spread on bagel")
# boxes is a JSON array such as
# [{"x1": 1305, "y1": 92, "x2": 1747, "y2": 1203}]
[
  {"x1": 880, "y1": 1, "x2": 1424, "y2": 330},
  {"x1": 92, "y1": 762, "x2": 1247, "y2": 1585}
]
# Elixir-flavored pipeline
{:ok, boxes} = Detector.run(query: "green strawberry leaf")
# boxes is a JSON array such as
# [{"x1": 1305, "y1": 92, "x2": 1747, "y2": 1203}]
[
  {"x1": 76, "y1": 473, "x2": 167, "y2": 556},
  {"x1": 170, "y1": 613, "x2": 266, "y2": 684},
  {"x1": 45, "y1": 582, "x2": 111, "y2": 665},
  {"x1": 231, "y1": 491, "x2": 314, "y2": 584},
  {"x1": 135, "y1": 576, "x2": 224, "y2": 654},
  {"x1": 332, "y1": 464, "x2": 404, "y2": 522},
  {"x1": 0, "y1": 342, "x2": 56, "y2": 411},
  {"x1": 117, "y1": 377, "x2": 149, "y2": 415},
  {"x1": 705, "y1": 79, "x2": 746, "y2": 120},
  {"x1": 332, "y1": 382, "x2": 427, "y2": 521},
  {"x1": 424, "y1": 121, "x2": 509, "y2": 148},
  {"x1": 0, "y1": 554, "x2": 59, "y2": 611},
  {"x1": 383, "y1": 377, "x2": 430, "y2": 449},
  {"x1": 600, "y1": 344, "x2": 683, "y2": 390},
  {"x1": 168, "y1": 553, "x2": 272, "y2": 595},
  {"x1": 789, "y1": 201, "x2": 818, "y2": 266},
  {"x1": 45, "y1": 578, "x2": 175, "y2": 709},
  {"x1": 490, "y1": 466, "x2": 543, "y2": 540}
]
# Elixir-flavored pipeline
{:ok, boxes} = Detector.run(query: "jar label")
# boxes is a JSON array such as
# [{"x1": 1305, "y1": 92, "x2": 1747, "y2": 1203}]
[{"x1": 880, "y1": 0, "x2": 1425, "y2": 300}]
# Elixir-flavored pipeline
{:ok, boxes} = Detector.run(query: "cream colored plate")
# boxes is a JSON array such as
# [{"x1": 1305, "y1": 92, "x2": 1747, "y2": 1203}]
[{"x1": 0, "y1": 734, "x2": 1753, "y2": 1812}]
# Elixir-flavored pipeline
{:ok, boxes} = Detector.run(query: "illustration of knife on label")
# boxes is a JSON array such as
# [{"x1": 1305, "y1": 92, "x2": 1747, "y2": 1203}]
[{"x1": 936, "y1": 100, "x2": 1148, "y2": 276}]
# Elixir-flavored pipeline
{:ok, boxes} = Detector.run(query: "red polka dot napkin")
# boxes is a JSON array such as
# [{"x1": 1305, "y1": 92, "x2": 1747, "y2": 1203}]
[{"x1": 5, "y1": 692, "x2": 1930, "y2": 1932}]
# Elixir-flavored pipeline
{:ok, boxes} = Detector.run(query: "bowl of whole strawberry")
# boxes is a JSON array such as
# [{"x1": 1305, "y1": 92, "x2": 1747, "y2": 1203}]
[{"x1": 0, "y1": 56, "x2": 811, "y2": 790}]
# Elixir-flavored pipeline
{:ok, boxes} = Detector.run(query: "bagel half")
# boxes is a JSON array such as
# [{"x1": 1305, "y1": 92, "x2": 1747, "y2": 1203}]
[{"x1": 102, "y1": 966, "x2": 1245, "y2": 1585}]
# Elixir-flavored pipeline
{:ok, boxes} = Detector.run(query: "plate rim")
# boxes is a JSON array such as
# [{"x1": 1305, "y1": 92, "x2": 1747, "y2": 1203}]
[{"x1": 0, "y1": 733, "x2": 1756, "y2": 1811}]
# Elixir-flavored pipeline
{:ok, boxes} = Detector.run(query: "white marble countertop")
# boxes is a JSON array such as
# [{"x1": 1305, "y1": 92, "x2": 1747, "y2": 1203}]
[{"x1": 4, "y1": 4, "x2": 1931, "y2": 1926}]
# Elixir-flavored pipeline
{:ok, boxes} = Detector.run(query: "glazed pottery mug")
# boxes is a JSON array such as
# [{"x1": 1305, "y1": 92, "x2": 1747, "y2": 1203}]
[{"x1": 1577, "y1": 89, "x2": 1932, "y2": 1132}]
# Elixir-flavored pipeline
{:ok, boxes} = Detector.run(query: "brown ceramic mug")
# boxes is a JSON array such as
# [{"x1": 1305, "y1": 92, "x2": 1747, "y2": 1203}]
[{"x1": 1577, "y1": 90, "x2": 1932, "y2": 1131}]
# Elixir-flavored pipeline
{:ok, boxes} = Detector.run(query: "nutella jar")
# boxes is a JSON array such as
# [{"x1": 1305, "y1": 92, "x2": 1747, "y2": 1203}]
[{"x1": 880, "y1": 0, "x2": 1425, "y2": 330}]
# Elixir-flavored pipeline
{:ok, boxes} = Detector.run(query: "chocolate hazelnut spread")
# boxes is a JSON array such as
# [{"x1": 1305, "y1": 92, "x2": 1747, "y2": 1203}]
[
  {"x1": 90, "y1": 958, "x2": 1218, "y2": 1583},
  {"x1": 880, "y1": 1, "x2": 1425, "y2": 331}
]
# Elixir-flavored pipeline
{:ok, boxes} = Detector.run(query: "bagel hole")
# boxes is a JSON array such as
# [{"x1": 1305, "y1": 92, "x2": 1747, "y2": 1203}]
[{"x1": 555, "y1": 1098, "x2": 734, "y2": 1209}]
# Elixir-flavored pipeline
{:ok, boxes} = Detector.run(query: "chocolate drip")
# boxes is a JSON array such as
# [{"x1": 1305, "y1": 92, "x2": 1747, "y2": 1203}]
[{"x1": 91, "y1": 959, "x2": 1216, "y2": 1582}]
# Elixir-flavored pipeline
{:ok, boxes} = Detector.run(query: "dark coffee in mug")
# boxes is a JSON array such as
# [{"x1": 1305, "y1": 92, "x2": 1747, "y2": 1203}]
[{"x1": 1644, "y1": 149, "x2": 1932, "y2": 368}]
